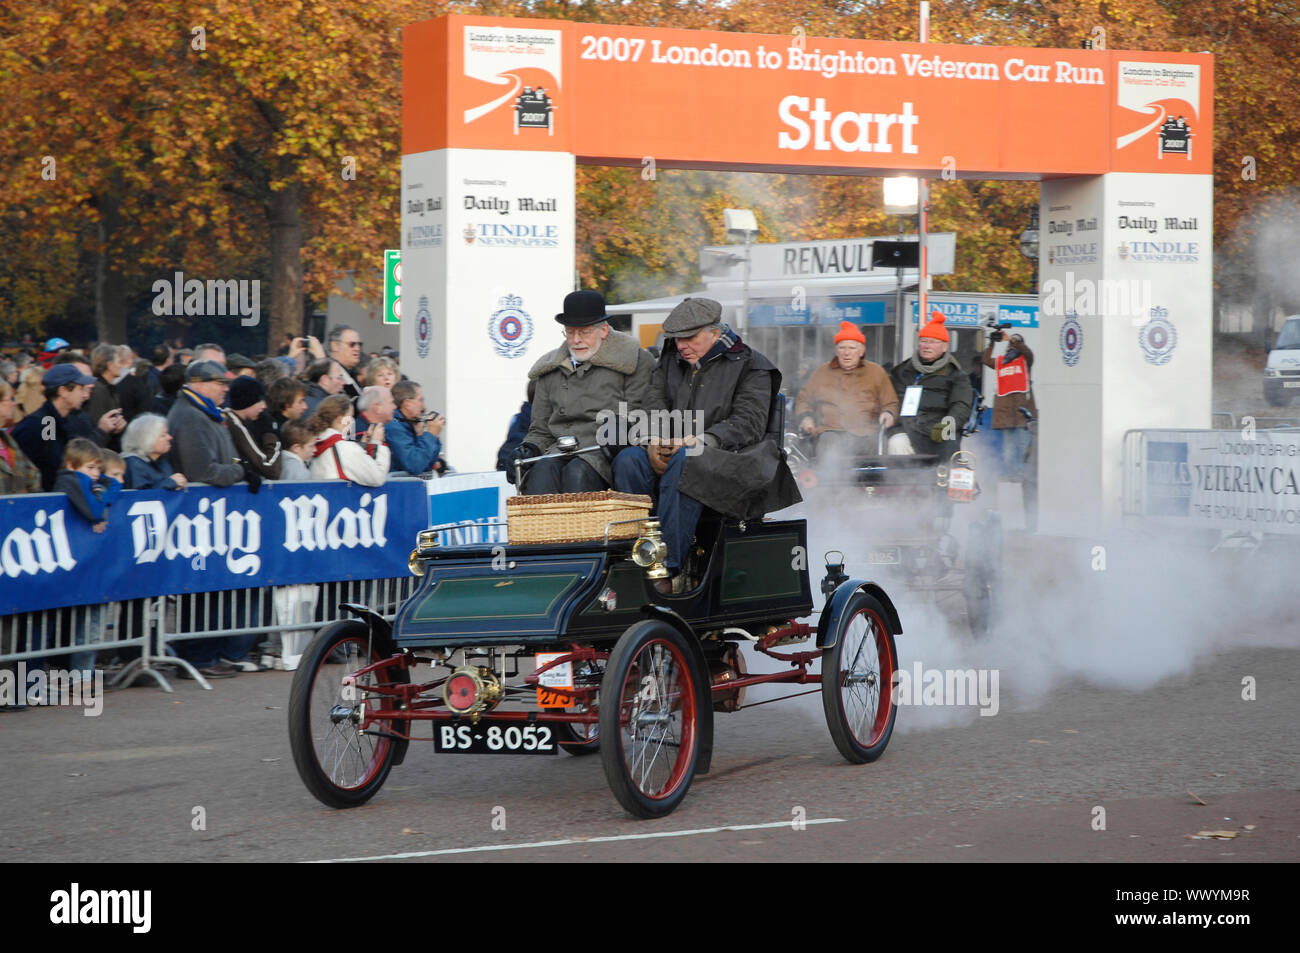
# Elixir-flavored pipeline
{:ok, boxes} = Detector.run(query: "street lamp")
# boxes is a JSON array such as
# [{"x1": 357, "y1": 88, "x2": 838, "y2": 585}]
[
  {"x1": 724, "y1": 208, "x2": 758, "y2": 333},
  {"x1": 1018, "y1": 206, "x2": 1039, "y2": 294}
]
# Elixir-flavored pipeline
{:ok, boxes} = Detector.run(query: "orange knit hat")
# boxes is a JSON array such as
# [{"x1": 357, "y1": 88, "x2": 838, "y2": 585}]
[
  {"x1": 833, "y1": 321, "x2": 866, "y2": 345},
  {"x1": 918, "y1": 310, "x2": 950, "y2": 343}
]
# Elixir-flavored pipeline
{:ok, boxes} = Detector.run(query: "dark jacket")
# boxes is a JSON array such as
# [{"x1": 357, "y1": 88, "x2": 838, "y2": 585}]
[
  {"x1": 168, "y1": 390, "x2": 244, "y2": 486},
  {"x1": 118, "y1": 371, "x2": 153, "y2": 422},
  {"x1": 304, "y1": 382, "x2": 331, "y2": 419},
  {"x1": 0, "y1": 430, "x2": 41, "y2": 494},
  {"x1": 224, "y1": 408, "x2": 283, "y2": 479},
  {"x1": 888, "y1": 351, "x2": 974, "y2": 457},
  {"x1": 981, "y1": 340, "x2": 1037, "y2": 429},
  {"x1": 12, "y1": 400, "x2": 73, "y2": 490},
  {"x1": 645, "y1": 328, "x2": 801, "y2": 520},
  {"x1": 496, "y1": 402, "x2": 532, "y2": 472},
  {"x1": 525, "y1": 330, "x2": 654, "y2": 485},
  {"x1": 124, "y1": 453, "x2": 182, "y2": 490}
]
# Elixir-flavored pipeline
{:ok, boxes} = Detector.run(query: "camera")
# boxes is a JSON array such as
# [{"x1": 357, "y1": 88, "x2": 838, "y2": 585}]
[{"x1": 984, "y1": 318, "x2": 1012, "y2": 343}]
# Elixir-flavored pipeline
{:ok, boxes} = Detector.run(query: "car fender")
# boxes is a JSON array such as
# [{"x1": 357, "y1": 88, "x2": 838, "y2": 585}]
[
  {"x1": 639, "y1": 605, "x2": 715, "y2": 776},
  {"x1": 816, "y1": 580, "x2": 904, "y2": 650},
  {"x1": 338, "y1": 604, "x2": 409, "y2": 765}
]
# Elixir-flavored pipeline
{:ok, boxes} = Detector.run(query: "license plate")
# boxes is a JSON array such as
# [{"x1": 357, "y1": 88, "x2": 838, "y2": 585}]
[
  {"x1": 868, "y1": 547, "x2": 901, "y2": 565},
  {"x1": 1284, "y1": 381, "x2": 1300, "y2": 388},
  {"x1": 434, "y1": 722, "x2": 559, "y2": 755}
]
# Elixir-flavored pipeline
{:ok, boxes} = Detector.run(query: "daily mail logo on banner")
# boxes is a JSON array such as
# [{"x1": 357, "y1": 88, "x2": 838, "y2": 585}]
[
  {"x1": 1116, "y1": 61, "x2": 1200, "y2": 159},
  {"x1": 0, "y1": 483, "x2": 428, "y2": 615},
  {"x1": 463, "y1": 26, "x2": 562, "y2": 134}
]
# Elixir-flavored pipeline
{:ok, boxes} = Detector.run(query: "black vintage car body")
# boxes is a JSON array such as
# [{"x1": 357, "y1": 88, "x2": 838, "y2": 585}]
[{"x1": 289, "y1": 507, "x2": 902, "y2": 819}]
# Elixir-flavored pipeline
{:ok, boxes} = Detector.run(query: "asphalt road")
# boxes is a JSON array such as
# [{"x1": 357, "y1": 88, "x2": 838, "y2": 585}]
[{"x1": 5, "y1": 605, "x2": 1297, "y2": 865}]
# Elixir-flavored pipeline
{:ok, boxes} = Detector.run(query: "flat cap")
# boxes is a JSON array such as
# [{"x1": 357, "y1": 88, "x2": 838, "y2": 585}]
[
  {"x1": 185, "y1": 359, "x2": 230, "y2": 383},
  {"x1": 662, "y1": 297, "x2": 722, "y2": 338},
  {"x1": 226, "y1": 352, "x2": 257, "y2": 370}
]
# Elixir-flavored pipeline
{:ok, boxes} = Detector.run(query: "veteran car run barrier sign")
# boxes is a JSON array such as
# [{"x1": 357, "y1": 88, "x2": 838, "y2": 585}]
[
  {"x1": 1125, "y1": 430, "x2": 1300, "y2": 534},
  {"x1": 0, "y1": 474, "x2": 512, "y2": 616}
]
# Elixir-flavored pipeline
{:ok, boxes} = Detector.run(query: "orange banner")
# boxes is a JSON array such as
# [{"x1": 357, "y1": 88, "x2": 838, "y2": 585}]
[{"x1": 404, "y1": 15, "x2": 1212, "y2": 178}]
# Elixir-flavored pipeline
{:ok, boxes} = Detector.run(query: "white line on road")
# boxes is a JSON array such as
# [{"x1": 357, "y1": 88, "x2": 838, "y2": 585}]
[{"x1": 308, "y1": 818, "x2": 846, "y2": 863}]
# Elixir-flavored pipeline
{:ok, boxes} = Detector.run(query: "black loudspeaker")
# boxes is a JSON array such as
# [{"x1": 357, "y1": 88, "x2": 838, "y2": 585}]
[{"x1": 871, "y1": 241, "x2": 920, "y2": 269}]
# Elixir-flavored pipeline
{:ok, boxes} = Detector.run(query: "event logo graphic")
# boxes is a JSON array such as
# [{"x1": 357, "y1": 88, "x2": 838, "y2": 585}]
[
  {"x1": 489, "y1": 294, "x2": 533, "y2": 359},
  {"x1": 1115, "y1": 61, "x2": 1201, "y2": 159},
  {"x1": 416, "y1": 295, "x2": 432, "y2": 359},
  {"x1": 1139, "y1": 306, "x2": 1177, "y2": 365},
  {"x1": 1145, "y1": 440, "x2": 1192, "y2": 517},
  {"x1": 464, "y1": 26, "x2": 562, "y2": 134},
  {"x1": 1060, "y1": 312, "x2": 1084, "y2": 367}
]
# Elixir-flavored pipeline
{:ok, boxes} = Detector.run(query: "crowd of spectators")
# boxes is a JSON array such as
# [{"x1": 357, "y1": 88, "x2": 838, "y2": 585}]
[{"x1": 0, "y1": 328, "x2": 447, "y2": 702}]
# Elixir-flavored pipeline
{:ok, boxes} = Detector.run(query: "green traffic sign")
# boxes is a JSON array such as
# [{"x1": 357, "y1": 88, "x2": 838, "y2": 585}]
[{"x1": 383, "y1": 249, "x2": 401, "y2": 325}]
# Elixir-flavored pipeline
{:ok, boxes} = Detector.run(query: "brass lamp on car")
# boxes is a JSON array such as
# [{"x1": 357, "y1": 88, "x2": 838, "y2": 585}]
[
  {"x1": 443, "y1": 666, "x2": 503, "y2": 722},
  {"x1": 408, "y1": 528, "x2": 440, "y2": 576},
  {"x1": 630, "y1": 520, "x2": 670, "y2": 580}
]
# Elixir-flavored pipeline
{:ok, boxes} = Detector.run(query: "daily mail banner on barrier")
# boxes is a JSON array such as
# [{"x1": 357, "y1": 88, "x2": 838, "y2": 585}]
[
  {"x1": 1141, "y1": 431, "x2": 1300, "y2": 534},
  {"x1": 0, "y1": 481, "x2": 430, "y2": 615}
]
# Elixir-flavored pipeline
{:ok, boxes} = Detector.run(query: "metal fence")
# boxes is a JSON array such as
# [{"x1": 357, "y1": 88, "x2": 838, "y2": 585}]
[{"x1": 0, "y1": 575, "x2": 419, "y2": 693}]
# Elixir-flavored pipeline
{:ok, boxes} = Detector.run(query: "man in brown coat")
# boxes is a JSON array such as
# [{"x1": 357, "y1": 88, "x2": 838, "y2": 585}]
[{"x1": 795, "y1": 321, "x2": 899, "y2": 460}]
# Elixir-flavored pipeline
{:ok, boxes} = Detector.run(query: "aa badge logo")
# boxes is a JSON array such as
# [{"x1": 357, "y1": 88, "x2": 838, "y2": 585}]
[
  {"x1": 489, "y1": 295, "x2": 533, "y2": 359},
  {"x1": 1059, "y1": 313, "x2": 1083, "y2": 367},
  {"x1": 1139, "y1": 307, "x2": 1177, "y2": 365},
  {"x1": 463, "y1": 224, "x2": 477, "y2": 245},
  {"x1": 416, "y1": 295, "x2": 432, "y2": 359}
]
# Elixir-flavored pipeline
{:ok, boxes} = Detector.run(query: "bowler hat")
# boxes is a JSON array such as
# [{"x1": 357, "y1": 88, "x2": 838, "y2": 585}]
[
  {"x1": 662, "y1": 297, "x2": 722, "y2": 338},
  {"x1": 555, "y1": 290, "x2": 607, "y2": 327}
]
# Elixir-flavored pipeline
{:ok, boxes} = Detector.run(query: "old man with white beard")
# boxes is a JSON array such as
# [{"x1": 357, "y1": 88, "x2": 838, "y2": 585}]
[{"x1": 515, "y1": 290, "x2": 654, "y2": 494}]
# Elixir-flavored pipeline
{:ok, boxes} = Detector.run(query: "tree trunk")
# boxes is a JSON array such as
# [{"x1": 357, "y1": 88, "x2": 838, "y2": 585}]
[
  {"x1": 270, "y1": 174, "x2": 304, "y2": 349},
  {"x1": 93, "y1": 191, "x2": 127, "y2": 345}
]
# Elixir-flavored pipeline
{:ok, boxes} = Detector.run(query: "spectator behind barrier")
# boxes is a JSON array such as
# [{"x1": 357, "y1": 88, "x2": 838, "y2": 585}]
[
  {"x1": 121, "y1": 413, "x2": 187, "y2": 490},
  {"x1": 364, "y1": 356, "x2": 400, "y2": 391},
  {"x1": 11, "y1": 363, "x2": 108, "y2": 490},
  {"x1": 496, "y1": 378, "x2": 535, "y2": 474},
  {"x1": 278, "y1": 420, "x2": 317, "y2": 481},
  {"x1": 389, "y1": 379, "x2": 445, "y2": 476},
  {"x1": 224, "y1": 376, "x2": 282, "y2": 480},
  {"x1": 15, "y1": 365, "x2": 45, "y2": 420},
  {"x1": 254, "y1": 358, "x2": 287, "y2": 390},
  {"x1": 356, "y1": 385, "x2": 395, "y2": 435},
  {"x1": 168, "y1": 360, "x2": 251, "y2": 489},
  {"x1": 0, "y1": 380, "x2": 42, "y2": 494},
  {"x1": 326, "y1": 325, "x2": 364, "y2": 400},
  {"x1": 307, "y1": 394, "x2": 389, "y2": 486},
  {"x1": 302, "y1": 358, "x2": 345, "y2": 417},
  {"x1": 268, "y1": 376, "x2": 308, "y2": 434},
  {"x1": 151, "y1": 362, "x2": 186, "y2": 416}
]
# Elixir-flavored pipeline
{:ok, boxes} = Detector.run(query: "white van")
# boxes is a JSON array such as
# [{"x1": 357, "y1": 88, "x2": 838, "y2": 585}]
[{"x1": 1264, "y1": 315, "x2": 1300, "y2": 406}]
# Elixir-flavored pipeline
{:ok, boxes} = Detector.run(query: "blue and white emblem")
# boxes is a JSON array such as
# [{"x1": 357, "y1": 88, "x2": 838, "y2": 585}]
[
  {"x1": 1139, "y1": 307, "x2": 1177, "y2": 365},
  {"x1": 1059, "y1": 312, "x2": 1083, "y2": 368},
  {"x1": 416, "y1": 295, "x2": 432, "y2": 359},
  {"x1": 489, "y1": 295, "x2": 533, "y2": 359}
]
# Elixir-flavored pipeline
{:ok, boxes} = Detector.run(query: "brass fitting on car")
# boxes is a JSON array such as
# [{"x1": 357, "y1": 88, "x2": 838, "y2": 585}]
[
  {"x1": 630, "y1": 520, "x2": 670, "y2": 580},
  {"x1": 408, "y1": 529, "x2": 440, "y2": 576}
]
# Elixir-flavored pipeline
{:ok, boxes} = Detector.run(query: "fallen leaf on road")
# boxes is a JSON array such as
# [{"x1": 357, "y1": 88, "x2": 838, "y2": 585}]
[
  {"x1": 1186, "y1": 789, "x2": 1206, "y2": 805},
  {"x1": 1062, "y1": 729, "x2": 1078, "y2": 734},
  {"x1": 1244, "y1": 824, "x2": 1256, "y2": 831},
  {"x1": 260, "y1": 758, "x2": 280, "y2": 763},
  {"x1": 400, "y1": 828, "x2": 424, "y2": 835},
  {"x1": 1027, "y1": 739, "x2": 1050, "y2": 744},
  {"x1": 264, "y1": 706, "x2": 282, "y2": 710},
  {"x1": 1190, "y1": 830, "x2": 1238, "y2": 839},
  {"x1": 955, "y1": 844, "x2": 973, "y2": 848},
  {"x1": 67, "y1": 773, "x2": 85, "y2": 777}
]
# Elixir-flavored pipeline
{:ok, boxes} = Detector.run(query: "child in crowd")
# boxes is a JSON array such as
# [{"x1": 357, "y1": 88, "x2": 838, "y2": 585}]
[
  {"x1": 278, "y1": 420, "x2": 316, "y2": 481},
  {"x1": 54, "y1": 438, "x2": 122, "y2": 533}
]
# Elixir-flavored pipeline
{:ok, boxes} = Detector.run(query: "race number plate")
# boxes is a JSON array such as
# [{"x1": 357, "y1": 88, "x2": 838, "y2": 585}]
[
  {"x1": 868, "y1": 547, "x2": 901, "y2": 565},
  {"x1": 948, "y1": 466, "x2": 975, "y2": 502},
  {"x1": 534, "y1": 652, "x2": 574, "y2": 709},
  {"x1": 434, "y1": 722, "x2": 559, "y2": 755}
]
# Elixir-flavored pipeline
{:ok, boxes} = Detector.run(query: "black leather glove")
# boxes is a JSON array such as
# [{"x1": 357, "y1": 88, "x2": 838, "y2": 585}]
[
  {"x1": 506, "y1": 442, "x2": 540, "y2": 485},
  {"x1": 243, "y1": 465, "x2": 263, "y2": 494},
  {"x1": 990, "y1": 329, "x2": 1004, "y2": 343}
]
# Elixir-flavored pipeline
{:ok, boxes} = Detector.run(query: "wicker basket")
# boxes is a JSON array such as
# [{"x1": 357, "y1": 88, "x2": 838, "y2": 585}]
[{"x1": 506, "y1": 490, "x2": 653, "y2": 544}]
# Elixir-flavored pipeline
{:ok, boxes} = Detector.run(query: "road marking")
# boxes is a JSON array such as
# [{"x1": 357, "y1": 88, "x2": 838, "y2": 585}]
[{"x1": 308, "y1": 818, "x2": 846, "y2": 863}]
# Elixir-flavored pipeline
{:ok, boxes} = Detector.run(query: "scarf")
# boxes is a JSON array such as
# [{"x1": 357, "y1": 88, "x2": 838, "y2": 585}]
[
  {"x1": 180, "y1": 386, "x2": 224, "y2": 423},
  {"x1": 908, "y1": 351, "x2": 958, "y2": 377}
]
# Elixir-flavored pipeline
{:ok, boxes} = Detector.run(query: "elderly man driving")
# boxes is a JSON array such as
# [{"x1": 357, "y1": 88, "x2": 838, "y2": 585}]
[{"x1": 613, "y1": 297, "x2": 800, "y2": 595}]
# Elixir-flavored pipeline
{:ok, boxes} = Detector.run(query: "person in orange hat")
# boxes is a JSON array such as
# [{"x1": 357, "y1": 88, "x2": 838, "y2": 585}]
[
  {"x1": 887, "y1": 311, "x2": 974, "y2": 462},
  {"x1": 795, "y1": 321, "x2": 898, "y2": 462}
]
